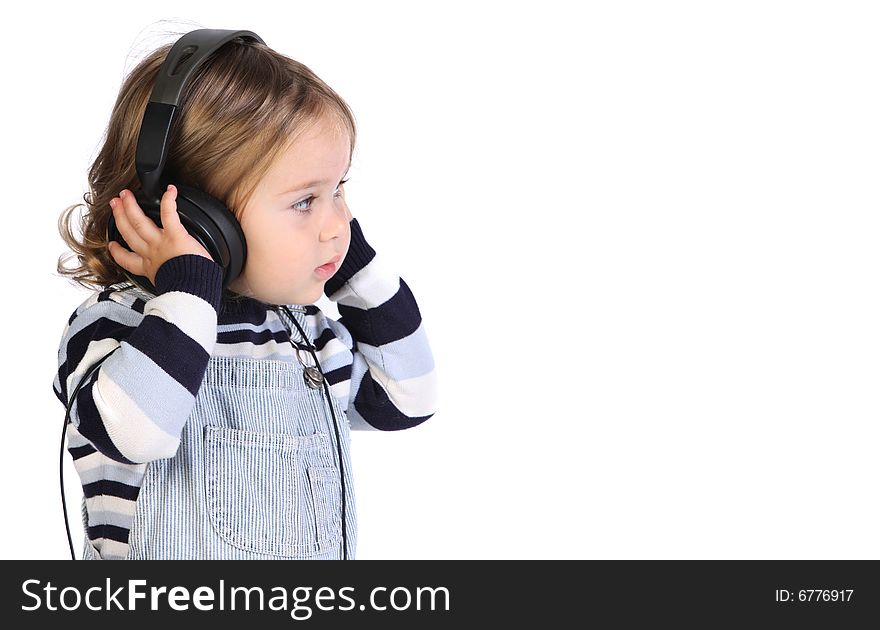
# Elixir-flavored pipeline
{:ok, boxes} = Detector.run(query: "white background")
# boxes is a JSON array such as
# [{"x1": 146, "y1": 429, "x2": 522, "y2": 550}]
[{"x1": 2, "y1": 0, "x2": 878, "y2": 559}]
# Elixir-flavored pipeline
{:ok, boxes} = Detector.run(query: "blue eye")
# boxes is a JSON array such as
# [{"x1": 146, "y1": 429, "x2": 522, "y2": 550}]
[
  {"x1": 289, "y1": 197, "x2": 313, "y2": 213},
  {"x1": 290, "y1": 179, "x2": 349, "y2": 214}
]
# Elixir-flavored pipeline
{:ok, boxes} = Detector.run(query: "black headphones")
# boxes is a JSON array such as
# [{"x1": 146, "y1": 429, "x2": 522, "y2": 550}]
[
  {"x1": 63, "y1": 28, "x2": 348, "y2": 560},
  {"x1": 106, "y1": 28, "x2": 262, "y2": 295}
]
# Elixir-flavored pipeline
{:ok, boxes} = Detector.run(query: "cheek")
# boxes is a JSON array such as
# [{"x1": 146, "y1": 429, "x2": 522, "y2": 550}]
[{"x1": 249, "y1": 225, "x2": 313, "y2": 267}]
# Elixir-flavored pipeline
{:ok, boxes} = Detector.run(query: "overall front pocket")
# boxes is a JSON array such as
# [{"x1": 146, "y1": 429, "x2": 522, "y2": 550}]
[{"x1": 204, "y1": 426, "x2": 342, "y2": 558}]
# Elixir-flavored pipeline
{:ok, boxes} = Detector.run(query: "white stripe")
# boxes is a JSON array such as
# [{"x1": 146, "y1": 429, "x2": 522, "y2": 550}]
[
  {"x1": 326, "y1": 254, "x2": 400, "y2": 308},
  {"x1": 65, "y1": 338, "x2": 121, "y2": 410},
  {"x1": 90, "y1": 538, "x2": 130, "y2": 560},
  {"x1": 329, "y1": 380, "x2": 352, "y2": 409},
  {"x1": 213, "y1": 339, "x2": 294, "y2": 359},
  {"x1": 92, "y1": 371, "x2": 182, "y2": 462},
  {"x1": 318, "y1": 336, "x2": 352, "y2": 361},
  {"x1": 143, "y1": 290, "x2": 218, "y2": 354}
]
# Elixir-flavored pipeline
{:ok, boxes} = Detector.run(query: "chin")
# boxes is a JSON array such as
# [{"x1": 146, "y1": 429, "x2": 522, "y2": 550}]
[{"x1": 285, "y1": 286, "x2": 323, "y2": 306}]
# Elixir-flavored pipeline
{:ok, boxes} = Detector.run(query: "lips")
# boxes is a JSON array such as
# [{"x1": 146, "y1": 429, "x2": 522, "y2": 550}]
[{"x1": 314, "y1": 255, "x2": 340, "y2": 279}]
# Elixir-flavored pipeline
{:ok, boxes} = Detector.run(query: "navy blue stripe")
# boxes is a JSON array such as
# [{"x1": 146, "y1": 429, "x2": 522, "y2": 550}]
[
  {"x1": 154, "y1": 254, "x2": 224, "y2": 312},
  {"x1": 312, "y1": 327, "x2": 336, "y2": 352},
  {"x1": 218, "y1": 328, "x2": 289, "y2": 345},
  {"x1": 323, "y1": 363, "x2": 353, "y2": 387},
  {"x1": 87, "y1": 524, "x2": 131, "y2": 544},
  {"x1": 353, "y1": 369, "x2": 433, "y2": 431},
  {"x1": 75, "y1": 371, "x2": 137, "y2": 465},
  {"x1": 125, "y1": 314, "x2": 211, "y2": 396},
  {"x1": 69, "y1": 443, "x2": 97, "y2": 461},
  {"x1": 58, "y1": 316, "x2": 136, "y2": 402},
  {"x1": 218, "y1": 326, "x2": 339, "y2": 352},
  {"x1": 216, "y1": 320, "x2": 339, "y2": 355},
  {"x1": 83, "y1": 479, "x2": 140, "y2": 501},
  {"x1": 338, "y1": 278, "x2": 422, "y2": 346},
  {"x1": 219, "y1": 298, "x2": 272, "y2": 325}
]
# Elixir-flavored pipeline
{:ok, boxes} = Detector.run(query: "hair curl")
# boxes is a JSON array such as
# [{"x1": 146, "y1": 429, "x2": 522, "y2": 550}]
[{"x1": 55, "y1": 33, "x2": 357, "y2": 301}]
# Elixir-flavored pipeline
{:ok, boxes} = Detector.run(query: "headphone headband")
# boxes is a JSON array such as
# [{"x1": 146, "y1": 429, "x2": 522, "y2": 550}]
[{"x1": 136, "y1": 29, "x2": 266, "y2": 203}]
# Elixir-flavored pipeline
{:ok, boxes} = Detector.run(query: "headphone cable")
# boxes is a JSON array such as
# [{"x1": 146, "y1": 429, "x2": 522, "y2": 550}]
[
  {"x1": 61, "y1": 349, "x2": 118, "y2": 560},
  {"x1": 279, "y1": 305, "x2": 348, "y2": 560}
]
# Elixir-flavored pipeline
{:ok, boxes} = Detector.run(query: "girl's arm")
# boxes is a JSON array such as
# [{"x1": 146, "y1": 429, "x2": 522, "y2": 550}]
[
  {"x1": 53, "y1": 255, "x2": 223, "y2": 463},
  {"x1": 311, "y1": 217, "x2": 438, "y2": 431}
]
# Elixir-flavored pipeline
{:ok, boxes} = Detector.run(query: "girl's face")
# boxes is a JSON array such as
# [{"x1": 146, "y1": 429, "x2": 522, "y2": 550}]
[{"x1": 227, "y1": 115, "x2": 352, "y2": 305}]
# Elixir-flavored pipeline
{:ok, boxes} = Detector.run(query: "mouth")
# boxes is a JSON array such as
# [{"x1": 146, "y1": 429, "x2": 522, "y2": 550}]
[
  {"x1": 314, "y1": 254, "x2": 342, "y2": 277},
  {"x1": 318, "y1": 254, "x2": 342, "y2": 268}
]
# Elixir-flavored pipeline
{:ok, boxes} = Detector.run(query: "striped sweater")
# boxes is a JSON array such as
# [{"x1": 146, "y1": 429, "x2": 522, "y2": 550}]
[{"x1": 53, "y1": 217, "x2": 437, "y2": 558}]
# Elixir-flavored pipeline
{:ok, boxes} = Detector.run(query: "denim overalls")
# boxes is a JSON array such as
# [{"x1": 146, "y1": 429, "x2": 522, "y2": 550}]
[{"x1": 80, "y1": 305, "x2": 357, "y2": 560}]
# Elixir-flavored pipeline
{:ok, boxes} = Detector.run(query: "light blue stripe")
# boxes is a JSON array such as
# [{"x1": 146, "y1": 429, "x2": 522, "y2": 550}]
[
  {"x1": 58, "y1": 299, "x2": 144, "y2": 367},
  {"x1": 66, "y1": 426, "x2": 91, "y2": 449},
  {"x1": 88, "y1": 509, "x2": 140, "y2": 529},
  {"x1": 100, "y1": 342, "x2": 196, "y2": 438},
  {"x1": 77, "y1": 461, "x2": 146, "y2": 487},
  {"x1": 349, "y1": 323, "x2": 435, "y2": 380},
  {"x1": 217, "y1": 320, "x2": 286, "y2": 333}
]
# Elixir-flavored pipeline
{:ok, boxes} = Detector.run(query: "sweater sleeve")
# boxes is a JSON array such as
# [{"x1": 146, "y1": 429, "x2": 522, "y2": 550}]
[
  {"x1": 52, "y1": 254, "x2": 223, "y2": 463},
  {"x1": 319, "y1": 217, "x2": 438, "y2": 431}
]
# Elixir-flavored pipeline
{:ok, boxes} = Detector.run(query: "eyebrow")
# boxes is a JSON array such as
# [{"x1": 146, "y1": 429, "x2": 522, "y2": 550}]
[{"x1": 276, "y1": 162, "x2": 351, "y2": 197}]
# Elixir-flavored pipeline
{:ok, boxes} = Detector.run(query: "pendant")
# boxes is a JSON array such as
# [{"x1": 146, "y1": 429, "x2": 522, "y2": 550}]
[
  {"x1": 304, "y1": 366, "x2": 324, "y2": 389},
  {"x1": 289, "y1": 332, "x2": 323, "y2": 389}
]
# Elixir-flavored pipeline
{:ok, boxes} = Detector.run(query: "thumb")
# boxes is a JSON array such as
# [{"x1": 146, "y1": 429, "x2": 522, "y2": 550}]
[{"x1": 160, "y1": 184, "x2": 181, "y2": 229}]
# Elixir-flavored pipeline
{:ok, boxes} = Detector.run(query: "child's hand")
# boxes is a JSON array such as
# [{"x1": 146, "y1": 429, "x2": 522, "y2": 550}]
[{"x1": 107, "y1": 185, "x2": 215, "y2": 287}]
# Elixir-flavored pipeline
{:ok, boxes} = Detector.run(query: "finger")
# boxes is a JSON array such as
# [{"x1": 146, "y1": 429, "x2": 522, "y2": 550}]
[
  {"x1": 118, "y1": 189, "x2": 161, "y2": 243},
  {"x1": 110, "y1": 196, "x2": 148, "y2": 253},
  {"x1": 108, "y1": 240, "x2": 146, "y2": 276},
  {"x1": 159, "y1": 184, "x2": 182, "y2": 231}
]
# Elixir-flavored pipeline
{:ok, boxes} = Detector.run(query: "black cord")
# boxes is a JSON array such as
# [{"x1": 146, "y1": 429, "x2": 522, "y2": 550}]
[
  {"x1": 60, "y1": 414, "x2": 74, "y2": 560},
  {"x1": 61, "y1": 349, "x2": 118, "y2": 560},
  {"x1": 279, "y1": 305, "x2": 348, "y2": 560}
]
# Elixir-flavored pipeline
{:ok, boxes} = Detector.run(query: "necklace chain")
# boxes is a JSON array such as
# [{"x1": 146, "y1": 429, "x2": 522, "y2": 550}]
[{"x1": 274, "y1": 305, "x2": 324, "y2": 389}]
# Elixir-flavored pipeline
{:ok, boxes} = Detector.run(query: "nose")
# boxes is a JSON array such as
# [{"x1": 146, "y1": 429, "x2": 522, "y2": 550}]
[{"x1": 319, "y1": 201, "x2": 348, "y2": 241}]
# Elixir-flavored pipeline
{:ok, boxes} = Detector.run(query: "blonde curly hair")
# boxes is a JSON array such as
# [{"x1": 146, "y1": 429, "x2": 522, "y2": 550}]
[{"x1": 56, "y1": 32, "x2": 357, "y2": 299}]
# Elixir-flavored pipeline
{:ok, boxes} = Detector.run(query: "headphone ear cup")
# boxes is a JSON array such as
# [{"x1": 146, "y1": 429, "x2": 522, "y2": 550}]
[
  {"x1": 159, "y1": 184, "x2": 247, "y2": 289},
  {"x1": 106, "y1": 185, "x2": 247, "y2": 296}
]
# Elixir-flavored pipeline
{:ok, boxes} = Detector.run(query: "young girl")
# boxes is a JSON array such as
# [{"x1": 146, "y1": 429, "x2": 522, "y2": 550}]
[{"x1": 52, "y1": 30, "x2": 437, "y2": 560}]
